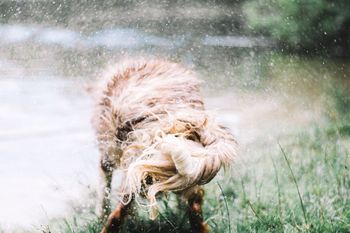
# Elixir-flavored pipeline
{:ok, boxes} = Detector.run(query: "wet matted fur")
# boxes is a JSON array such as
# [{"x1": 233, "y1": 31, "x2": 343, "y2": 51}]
[{"x1": 92, "y1": 59, "x2": 237, "y2": 231}]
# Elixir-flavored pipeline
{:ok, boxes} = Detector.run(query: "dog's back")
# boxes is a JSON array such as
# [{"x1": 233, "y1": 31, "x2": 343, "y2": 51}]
[{"x1": 94, "y1": 59, "x2": 205, "y2": 166}]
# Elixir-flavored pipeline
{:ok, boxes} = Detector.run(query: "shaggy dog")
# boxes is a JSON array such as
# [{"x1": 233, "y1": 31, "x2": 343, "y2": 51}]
[{"x1": 92, "y1": 59, "x2": 237, "y2": 233}]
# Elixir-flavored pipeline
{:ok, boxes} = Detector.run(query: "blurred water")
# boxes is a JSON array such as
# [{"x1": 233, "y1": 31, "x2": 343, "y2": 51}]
[
  {"x1": 0, "y1": 24, "x2": 176, "y2": 49},
  {"x1": 0, "y1": 24, "x2": 270, "y2": 50},
  {"x1": 202, "y1": 35, "x2": 270, "y2": 47},
  {"x1": 0, "y1": 76, "x2": 99, "y2": 230}
]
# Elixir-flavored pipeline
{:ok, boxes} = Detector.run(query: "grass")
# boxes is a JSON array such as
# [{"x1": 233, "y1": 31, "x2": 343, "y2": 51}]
[
  {"x1": 38, "y1": 120, "x2": 350, "y2": 233},
  {"x1": 210, "y1": 124, "x2": 349, "y2": 233}
]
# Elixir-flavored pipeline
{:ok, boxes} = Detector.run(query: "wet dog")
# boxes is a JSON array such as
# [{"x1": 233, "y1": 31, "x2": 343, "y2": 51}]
[{"x1": 92, "y1": 59, "x2": 237, "y2": 233}]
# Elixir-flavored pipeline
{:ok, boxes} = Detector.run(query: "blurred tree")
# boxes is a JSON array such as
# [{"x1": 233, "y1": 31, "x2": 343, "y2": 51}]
[{"x1": 243, "y1": 0, "x2": 350, "y2": 56}]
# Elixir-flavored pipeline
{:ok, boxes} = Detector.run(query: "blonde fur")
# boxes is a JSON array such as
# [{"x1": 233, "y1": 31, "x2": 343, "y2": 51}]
[{"x1": 93, "y1": 59, "x2": 237, "y2": 219}]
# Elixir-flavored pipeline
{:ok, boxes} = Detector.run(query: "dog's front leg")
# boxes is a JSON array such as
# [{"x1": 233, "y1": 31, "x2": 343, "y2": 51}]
[
  {"x1": 100, "y1": 195, "x2": 132, "y2": 233},
  {"x1": 99, "y1": 155, "x2": 114, "y2": 221},
  {"x1": 186, "y1": 186, "x2": 209, "y2": 233}
]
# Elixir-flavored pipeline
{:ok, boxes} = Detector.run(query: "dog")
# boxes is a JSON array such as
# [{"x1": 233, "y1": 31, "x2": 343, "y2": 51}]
[{"x1": 92, "y1": 59, "x2": 237, "y2": 233}]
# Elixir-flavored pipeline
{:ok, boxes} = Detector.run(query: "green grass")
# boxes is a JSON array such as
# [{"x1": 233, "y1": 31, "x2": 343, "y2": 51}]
[
  {"x1": 39, "y1": 121, "x2": 350, "y2": 233},
  {"x1": 204, "y1": 124, "x2": 350, "y2": 233}
]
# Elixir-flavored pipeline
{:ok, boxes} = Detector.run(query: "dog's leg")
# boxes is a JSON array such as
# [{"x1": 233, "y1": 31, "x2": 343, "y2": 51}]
[
  {"x1": 100, "y1": 195, "x2": 132, "y2": 233},
  {"x1": 100, "y1": 156, "x2": 114, "y2": 221},
  {"x1": 186, "y1": 186, "x2": 209, "y2": 233}
]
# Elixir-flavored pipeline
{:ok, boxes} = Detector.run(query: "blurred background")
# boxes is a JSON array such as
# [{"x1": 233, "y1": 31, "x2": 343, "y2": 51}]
[{"x1": 0, "y1": 0, "x2": 349, "y2": 232}]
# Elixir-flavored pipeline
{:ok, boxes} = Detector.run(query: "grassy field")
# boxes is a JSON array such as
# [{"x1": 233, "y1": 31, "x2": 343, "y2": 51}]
[{"x1": 41, "y1": 90, "x2": 350, "y2": 233}]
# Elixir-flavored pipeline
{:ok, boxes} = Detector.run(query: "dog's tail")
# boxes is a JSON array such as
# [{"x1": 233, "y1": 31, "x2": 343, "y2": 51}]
[
  {"x1": 160, "y1": 118, "x2": 237, "y2": 186},
  {"x1": 120, "y1": 116, "x2": 237, "y2": 218}
]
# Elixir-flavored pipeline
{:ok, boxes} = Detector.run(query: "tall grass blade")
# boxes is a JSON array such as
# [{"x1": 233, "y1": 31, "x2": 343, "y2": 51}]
[
  {"x1": 217, "y1": 182, "x2": 232, "y2": 233},
  {"x1": 271, "y1": 157, "x2": 283, "y2": 222},
  {"x1": 63, "y1": 219, "x2": 75, "y2": 233},
  {"x1": 278, "y1": 142, "x2": 308, "y2": 224}
]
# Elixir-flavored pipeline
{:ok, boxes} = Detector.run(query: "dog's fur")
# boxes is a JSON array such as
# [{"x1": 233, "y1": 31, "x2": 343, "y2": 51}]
[{"x1": 92, "y1": 59, "x2": 237, "y2": 232}]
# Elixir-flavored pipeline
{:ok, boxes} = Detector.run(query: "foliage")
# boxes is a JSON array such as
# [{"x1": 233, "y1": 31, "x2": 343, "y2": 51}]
[
  {"x1": 243, "y1": 0, "x2": 350, "y2": 53},
  {"x1": 332, "y1": 86, "x2": 350, "y2": 119}
]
